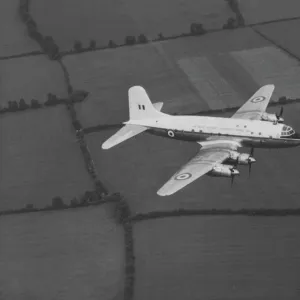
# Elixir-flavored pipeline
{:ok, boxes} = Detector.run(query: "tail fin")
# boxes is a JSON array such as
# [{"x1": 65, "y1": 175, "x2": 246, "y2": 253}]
[
  {"x1": 129, "y1": 86, "x2": 165, "y2": 120},
  {"x1": 102, "y1": 86, "x2": 165, "y2": 150}
]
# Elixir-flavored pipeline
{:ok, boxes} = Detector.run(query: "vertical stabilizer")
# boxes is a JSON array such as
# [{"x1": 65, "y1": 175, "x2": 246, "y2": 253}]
[{"x1": 128, "y1": 86, "x2": 165, "y2": 120}]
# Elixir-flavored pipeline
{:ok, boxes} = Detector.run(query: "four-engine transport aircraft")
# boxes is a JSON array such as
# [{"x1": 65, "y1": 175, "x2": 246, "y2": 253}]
[{"x1": 102, "y1": 84, "x2": 300, "y2": 196}]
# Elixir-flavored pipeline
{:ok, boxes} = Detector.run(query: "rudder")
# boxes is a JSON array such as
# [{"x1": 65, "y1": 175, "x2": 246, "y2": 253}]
[{"x1": 128, "y1": 86, "x2": 164, "y2": 120}]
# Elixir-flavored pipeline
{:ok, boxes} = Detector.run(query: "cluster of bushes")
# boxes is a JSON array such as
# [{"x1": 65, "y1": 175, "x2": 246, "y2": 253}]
[
  {"x1": 19, "y1": 0, "x2": 60, "y2": 59},
  {"x1": 0, "y1": 98, "x2": 41, "y2": 113},
  {"x1": 0, "y1": 91, "x2": 88, "y2": 115},
  {"x1": 113, "y1": 196, "x2": 135, "y2": 300},
  {"x1": 223, "y1": 0, "x2": 245, "y2": 29},
  {"x1": 0, "y1": 191, "x2": 122, "y2": 217}
]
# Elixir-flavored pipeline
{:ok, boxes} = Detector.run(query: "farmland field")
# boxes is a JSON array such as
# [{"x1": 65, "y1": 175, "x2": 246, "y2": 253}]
[
  {"x1": 31, "y1": 0, "x2": 234, "y2": 51},
  {"x1": 87, "y1": 102, "x2": 300, "y2": 213},
  {"x1": 134, "y1": 216, "x2": 300, "y2": 300},
  {"x1": 63, "y1": 28, "x2": 270, "y2": 127},
  {"x1": 0, "y1": 205, "x2": 124, "y2": 300},
  {"x1": 255, "y1": 19, "x2": 300, "y2": 59},
  {"x1": 0, "y1": 106, "x2": 94, "y2": 211},
  {"x1": 239, "y1": 0, "x2": 300, "y2": 25},
  {"x1": 0, "y1": 0, "x2": 40, "y2": 57},
  {"x1": 0, "y1": 55, "x2": 67, "y2": 107}
]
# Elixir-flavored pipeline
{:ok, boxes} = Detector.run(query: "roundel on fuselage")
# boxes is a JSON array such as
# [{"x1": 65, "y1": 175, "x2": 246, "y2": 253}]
[{"x1": 167, "y1": 130, "x2": 175, "y2": 137}]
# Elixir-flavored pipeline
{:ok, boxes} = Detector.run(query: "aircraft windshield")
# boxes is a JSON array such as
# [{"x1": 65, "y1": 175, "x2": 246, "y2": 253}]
[{"x1": 281, "y1": 125, "x2": 295, "y2": 136}]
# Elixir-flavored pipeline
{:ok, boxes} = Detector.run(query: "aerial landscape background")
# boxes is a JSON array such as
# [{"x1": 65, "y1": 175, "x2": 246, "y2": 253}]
[{"x1": 1, "y1": 0, "x2": 300, "y2": 299}]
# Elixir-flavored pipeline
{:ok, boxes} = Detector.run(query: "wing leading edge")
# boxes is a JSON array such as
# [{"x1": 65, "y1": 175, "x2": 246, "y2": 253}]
[
  {"x1": 157, "y1": 140, "x2": 241, "y2": 196},
  {"x1": 231, "y1": 84, "x2": 275, "y2": 120}
]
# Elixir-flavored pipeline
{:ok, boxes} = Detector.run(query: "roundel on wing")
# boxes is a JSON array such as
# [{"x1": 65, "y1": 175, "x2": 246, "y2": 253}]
[
  {"x1": 250, "y1": 96, "x2": 266, "y2": 103},
  {"x1": 174, "y1": 172, "x2": 192, "y2": 180}
]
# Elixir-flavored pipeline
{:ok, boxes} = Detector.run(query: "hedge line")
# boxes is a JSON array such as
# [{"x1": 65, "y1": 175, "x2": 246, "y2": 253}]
[
  {"x1": 113, "y1": 196, "x2": 135, "y2": 300},
  {"x1": 129, "y1": 208, "x2": 300, "y2": 222},
  {"x1": 0, "y1": 192, "x2": 120, "y2": 217},
  {"x1": 224, "y1": 0, "x2": 245, "y2": 29},
  {"x1": 0, "y1": 91, "x2": 89, "y2": 115},
  {"x1": 19, "y1": 0, "x2": 60, "y2": 59}
]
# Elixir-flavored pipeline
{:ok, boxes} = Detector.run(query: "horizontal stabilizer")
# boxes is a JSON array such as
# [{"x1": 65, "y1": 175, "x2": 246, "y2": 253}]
[{"x1": 102, "y1": 124, "x2": 147, "y2": 150}]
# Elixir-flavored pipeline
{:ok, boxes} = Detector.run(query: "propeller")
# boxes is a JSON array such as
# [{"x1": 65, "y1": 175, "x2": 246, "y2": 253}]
[
  {"x1": 248, "y1": 147, "x2": 255, "y2": 177},
  {"x1": 275, "y1": 106, "x2": 284, "y2": 123},
  {"x1": 230, "y1": 163, "x2": 239, "y2": 187}
]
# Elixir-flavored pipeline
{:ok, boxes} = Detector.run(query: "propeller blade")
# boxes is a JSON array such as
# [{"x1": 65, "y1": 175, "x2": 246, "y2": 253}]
[
  {"x1": 248, "y1": 162, "x2": 252, "y2": 177},
  {"x1": 231, "y1": 173, "x2": 234, "y2": 187},
  {"x1": 250, "y1": 147, "x2": 254, "y2": 157},
  {"x1": 276, "y1": 106, "x2": 284, "y2": 119}
]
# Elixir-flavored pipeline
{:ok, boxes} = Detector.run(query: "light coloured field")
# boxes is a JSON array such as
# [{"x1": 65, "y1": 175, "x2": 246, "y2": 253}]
[
  {"x1": 0, "y1": 205, "x2": 124, "y2": 300},
  {"x1": 0, "y1": 106, "x2": 94, "y2": 211},
  {"x1": 231, "y1": 46, "x2": 300, "y2": 99},
  {"x1": 31, "y1": 0, "x2": 234, "y2": 51},
  {"x1": 0, "y1": 0, "x2": 39, "y2": 57},
  {"x1": 0, "y1": 55, "x2": 67, "y2": 107},
  {"x1": 87, "y1": 102, "x2": 300, "y2": 213},
  {"x1": 239, "y1": 0, "x2": 300, "y2": 24},
  {"x1": 63, "y1": 28, "x2": 269, "y2": 127},
  {"x1": 134, "y1": 216, "x2": 300, "y2": 300},
  {"x1": 255, "y1": 19, "x2": 300, "y2": 59}
]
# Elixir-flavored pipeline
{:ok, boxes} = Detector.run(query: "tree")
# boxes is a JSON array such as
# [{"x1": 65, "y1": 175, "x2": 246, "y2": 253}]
[
  {"x1": 190, "y1": 23, "x2": 206, "y2": 35},
  {"x1": 19, "y1": 98, "x2": 29, "y2": 110},
  {"x1": 108, "y1": 40, "x2": 117, "y2": 48},
  {"x1": 74, "y1": 40, "x2": 83, "y2": 52},
  {"x1": 137, "y1": 34, "x2": 148, "y2": 44},
  {"x1": 158, "y1": 33, "x2": 164, "y2": 40},
  {"x1": 52, "y1": 196, "x2": 65, "y2": 209},
  {"x1": 125, "y1": 36, "x2": 136, "y2": 45},
  {"x1": 30, "y1": 99, "x2": 41, "y2": 109},
  {"x1": 70, "y1": 197, "x2": 79, "y2": 207},
  {"x1": 89, "y1": 39, "x2": 96, "y2": 49}
]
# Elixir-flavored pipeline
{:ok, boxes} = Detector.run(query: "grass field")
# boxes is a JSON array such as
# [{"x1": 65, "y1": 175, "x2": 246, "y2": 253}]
[
  {"x1": 63, "y1": 28, "x2": 269, "y2": 128},
  {"x1": 0, "y1": 55, "x2": 67, "y2": 107},
  {"x1": 231, "y1": 46, "x2": 300, "y2": 99},
  {"x1": 0, "y1": 106, "x2": 94, "y2": 211},
  {"x1": 0, "y1": 0, "x2": 39, "y2": 57},
  {"x1": 0, "y1": 205, "x2": 124, "y2": 300},
  {"x1": 134, "y1": 216, "x2": 300, "y2": 300},
  {"x1": 239, "y1": 0, "x2": 300, "y2": 24},
  {"x1": 255, "y1": 19, "x2": 300, "y2": 59},
  {"x1": 31, "y1": 0, "x2": 234, "y2": 51},
  {"x1": 87, "y1": 102, "x2": 300, "y2": 213}
]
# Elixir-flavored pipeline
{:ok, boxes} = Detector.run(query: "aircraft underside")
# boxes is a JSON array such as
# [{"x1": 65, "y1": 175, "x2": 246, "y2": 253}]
[{"x1": 146, "y1": 127, "x2": 300, "y2": 149}]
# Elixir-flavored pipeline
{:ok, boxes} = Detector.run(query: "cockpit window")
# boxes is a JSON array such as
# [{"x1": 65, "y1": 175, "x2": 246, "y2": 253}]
[{"x1": 281, "y1": 125, "x2": 295, "y2": 137}]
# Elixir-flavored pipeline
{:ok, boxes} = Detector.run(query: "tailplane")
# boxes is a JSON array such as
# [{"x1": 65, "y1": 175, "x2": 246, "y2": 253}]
[{"x1": 102, "y1": 86, "x2": 165, "y2": 150}]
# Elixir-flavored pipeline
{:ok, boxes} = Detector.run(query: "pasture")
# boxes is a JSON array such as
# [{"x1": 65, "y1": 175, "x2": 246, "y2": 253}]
[
  {"x1": 134, "y1": 216, "x2": 300, "y2": 300},
  {"x1": 63, "y1": 28, "x2": 269, "y2": 127},
  {"x1": 0, "y1": 106, "x2": 94, "y2": 211},
  {"x1": 31, "y1": 0, "x2": 234, "y2": 51},
  {"x1": 0, "y1": 55, "x2": 67, "y2": 107},
  {"x1": 87, "y1": 102, "x2": 300, "y2": 214},
  {"x1": 0, "y1": 205, "x2": 124, "y2": 300},
  {"x1": 255, "y1": 19, "x2": 300, "y2": 59},
  {"x1": 239, "y1": 0, "x2": 300, "y2": 25},
  {"x1": 0, "y1": 0, "x2": 39, "y2": 57}
]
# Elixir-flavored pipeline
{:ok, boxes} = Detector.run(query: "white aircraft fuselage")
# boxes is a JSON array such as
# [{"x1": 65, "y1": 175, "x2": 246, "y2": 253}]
[{"x1": 126, "y1": 115, "x2": 300, "y2": 149}]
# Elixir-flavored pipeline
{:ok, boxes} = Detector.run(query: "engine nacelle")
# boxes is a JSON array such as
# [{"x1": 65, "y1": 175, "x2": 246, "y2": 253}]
[
  {"x1": 227, "y1": 151, "x2": 256, "y2": 165},
  {"x1": 208, "y1": 164, "x2": 239, "y2": 178},
  {"x1": 261, "y1": 112, "x2": 284, "y2": 123}
]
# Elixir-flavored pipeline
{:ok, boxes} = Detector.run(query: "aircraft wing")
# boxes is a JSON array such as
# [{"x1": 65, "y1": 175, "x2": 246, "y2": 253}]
[
  {"x1": 231, "y1": 84, "x2": 275, "y2": 120},
  {"x1": 157, "y1": 142, "x2": 239, "y2": 196}
]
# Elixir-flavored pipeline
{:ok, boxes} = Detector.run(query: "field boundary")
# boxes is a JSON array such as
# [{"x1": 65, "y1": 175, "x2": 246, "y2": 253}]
[{"x1": 12, "y1": 0, "x2": 300, "y2": 61}]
